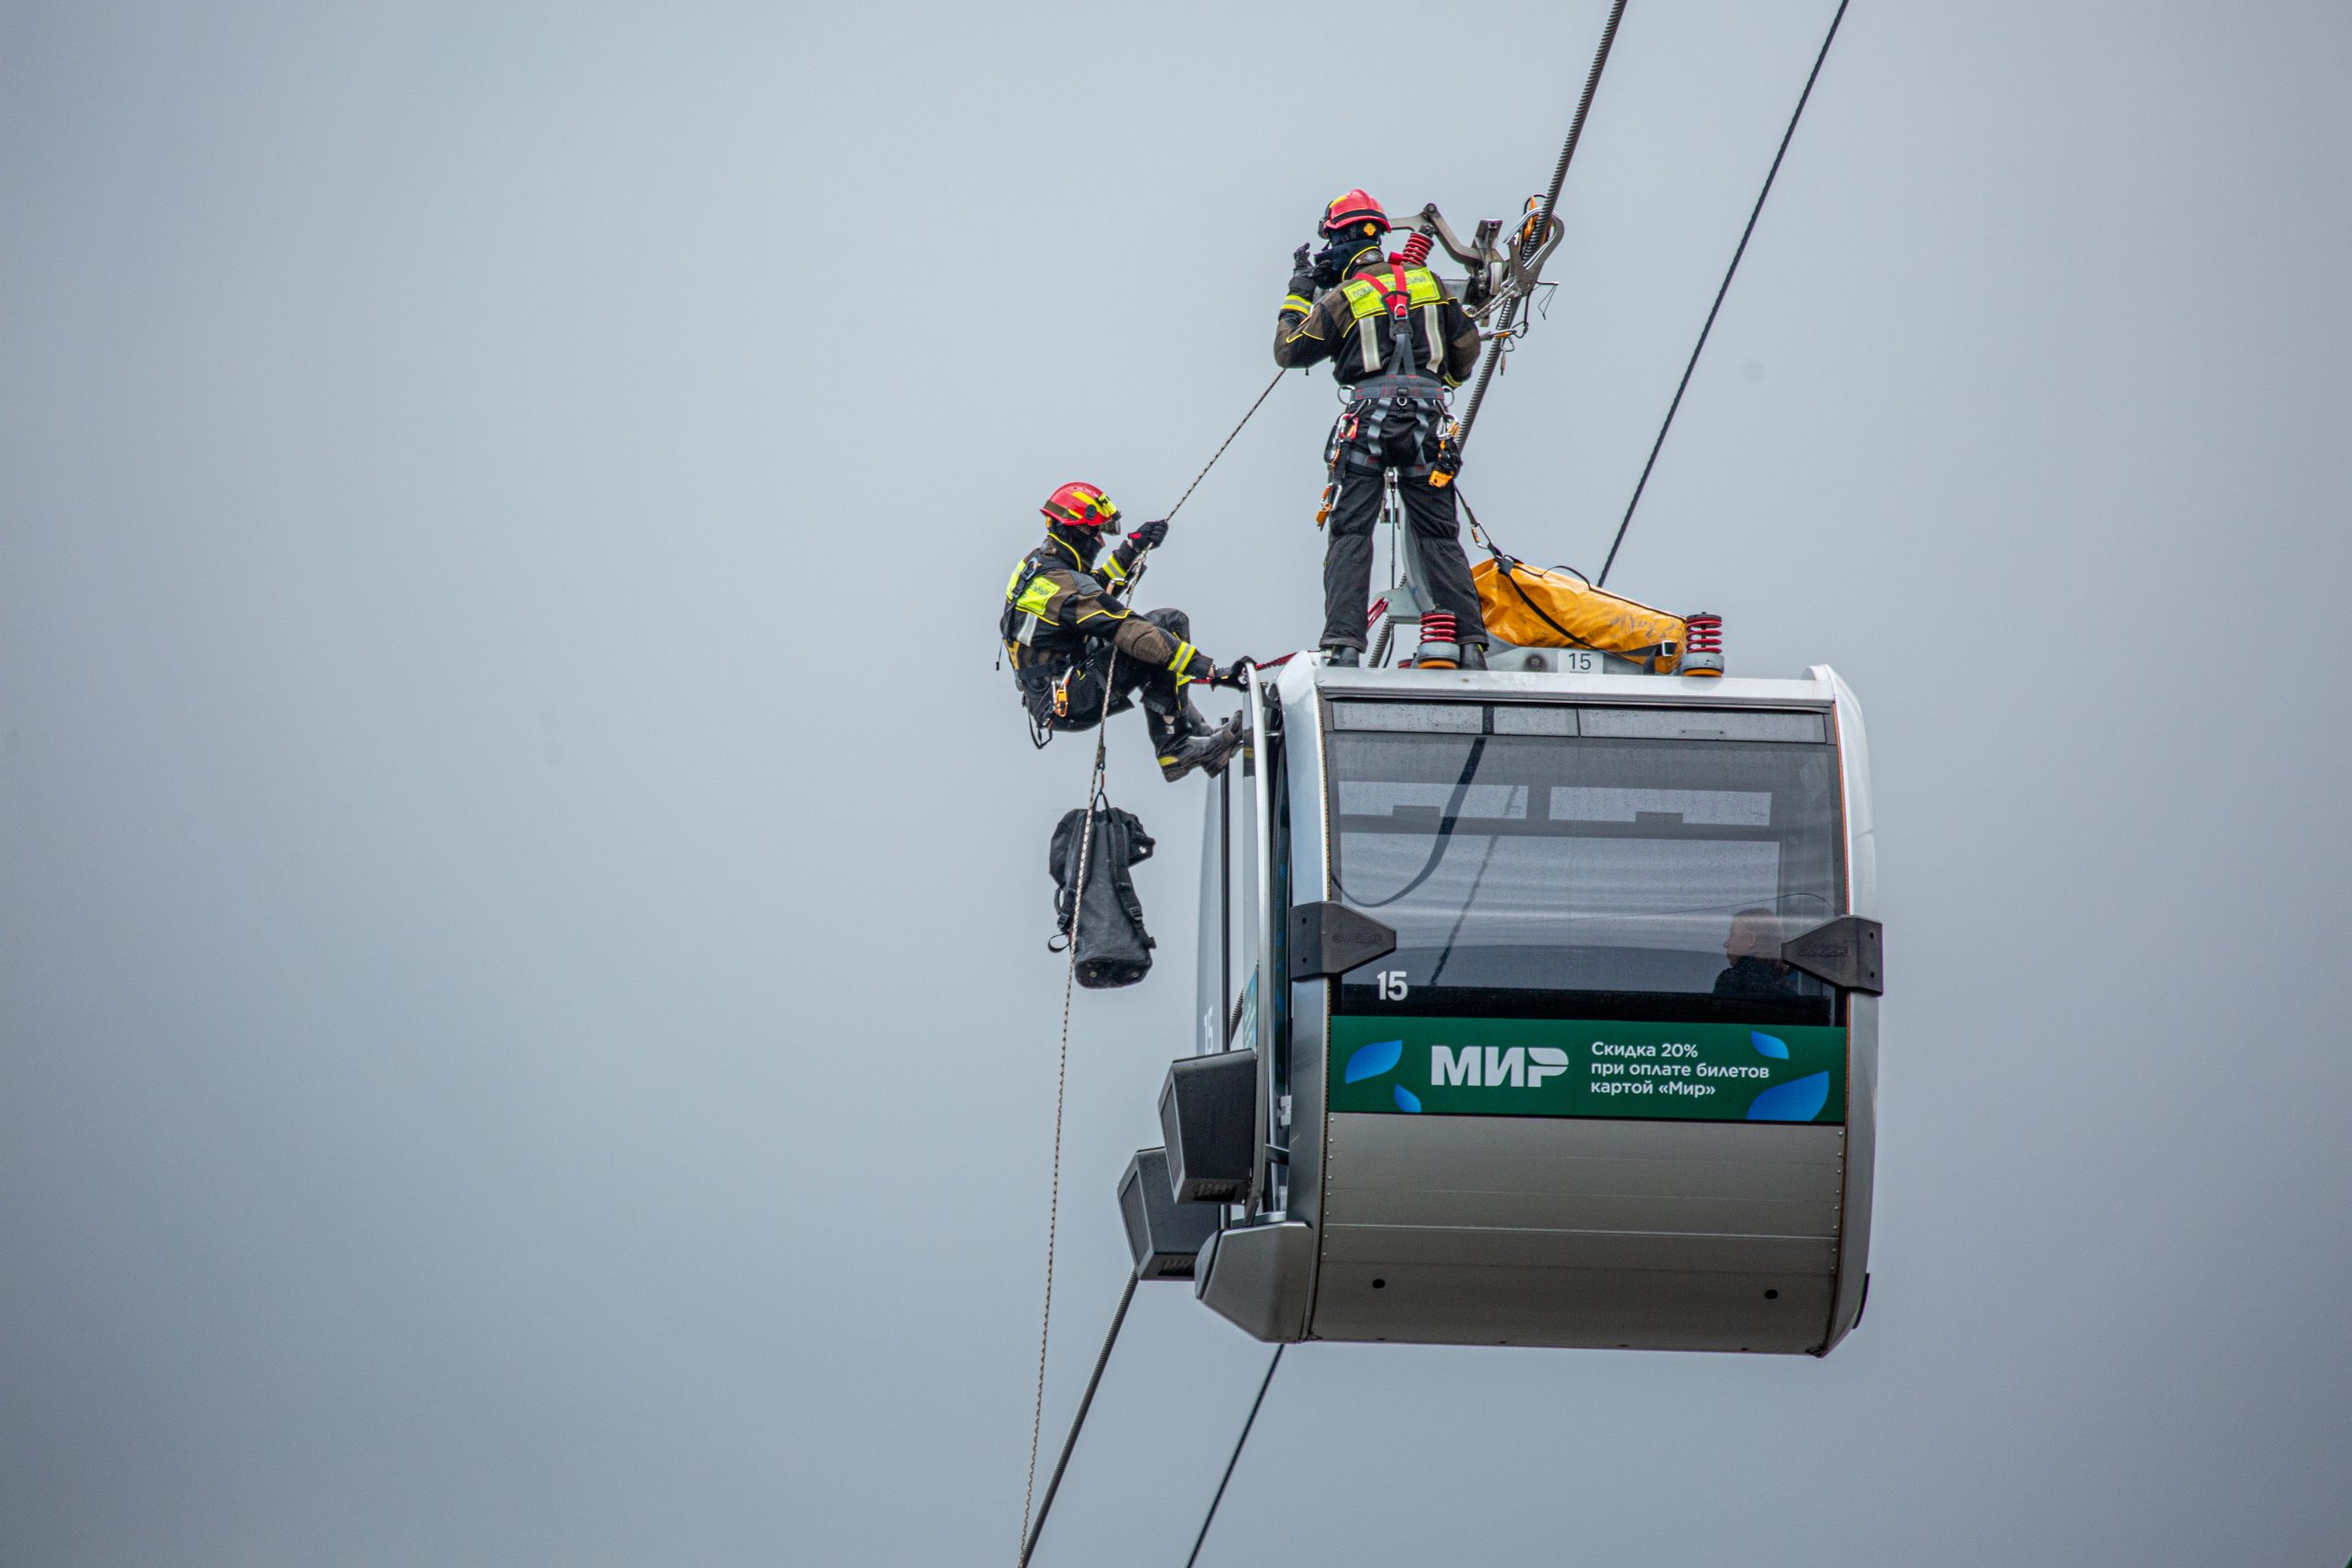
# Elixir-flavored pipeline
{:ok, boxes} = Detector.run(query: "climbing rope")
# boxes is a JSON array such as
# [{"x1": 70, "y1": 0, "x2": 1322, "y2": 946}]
[
  {"x1": 1016, "y1": 629, "x2": 1125, "y2": 1562},
  {"x1": 1167, "y1": 368, "x2": 1286, "y2": 523},
  {"x1": 1016, "y1": 366, "x2": 1287, "y2": 1563}
]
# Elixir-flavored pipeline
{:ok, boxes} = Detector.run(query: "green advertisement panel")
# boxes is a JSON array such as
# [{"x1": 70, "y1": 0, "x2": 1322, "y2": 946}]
[{"x1": 1329, "y1": 1015, "x2": 1847, "y2": 1123}]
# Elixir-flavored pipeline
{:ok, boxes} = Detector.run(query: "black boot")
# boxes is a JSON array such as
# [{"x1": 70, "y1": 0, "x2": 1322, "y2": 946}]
[
  {"x1": 1159, "y1": 713, "x2": 1246, "y2": 782},
  {"x1": 1458, "y1": 642, "x2": 1488, "y2": 671},
  {"x1": 1324, "y1": 647, "x2": 1361, "y2": 668}
]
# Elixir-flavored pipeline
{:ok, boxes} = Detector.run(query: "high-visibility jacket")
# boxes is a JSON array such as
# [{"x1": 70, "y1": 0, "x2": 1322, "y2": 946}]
[
  {"x1": 1000, "y1": 532, "x2": 1214, "y2": 684},
  {"x1": 1274, "y1": 246, "x2": 1480, "y2": 387}
]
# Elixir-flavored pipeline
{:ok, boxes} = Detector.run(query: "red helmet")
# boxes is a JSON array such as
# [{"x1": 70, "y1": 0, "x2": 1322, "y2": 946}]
[
  {"x1": 1320, "y1": 188, "x2": 1389, "y2": 238},
  {"x1": 1041, "y1": 481, "x2": 1121, "y2": 531}
]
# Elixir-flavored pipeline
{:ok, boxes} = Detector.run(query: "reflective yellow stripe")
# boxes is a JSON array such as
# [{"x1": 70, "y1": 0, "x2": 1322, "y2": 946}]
[
  {"x1": 1014, "y1": 575, "x2": 1058, "y2": 617},
  {"x1": 1003, "y1": 561, "x2": 1026, "y2": 601},
  {"x1": 1280, "y1": 293, "x2": 1313, "y2": 314},
  {"x1": 1099, "y1": 552, "x2": 1128, "y2": 584},
  {"x1": 1340, "y1": 265, "x2": 1443, "y2": 321},
  {"x1": 1167, "y1": 640, "x2": 1194, "y2": 673}
]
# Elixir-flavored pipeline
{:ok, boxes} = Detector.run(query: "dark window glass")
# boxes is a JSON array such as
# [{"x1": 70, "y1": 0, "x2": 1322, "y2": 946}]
[{"x1": 1327, "y1": 708, "x2": 1843, "y2": 1025}]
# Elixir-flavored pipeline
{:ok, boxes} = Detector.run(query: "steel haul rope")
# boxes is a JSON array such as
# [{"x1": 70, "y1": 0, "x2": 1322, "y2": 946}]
[
  {"x1": 1015, "y1": 369, "x2": 1283, "y2": 1564},
  {"x1": 1182, "y1": 1345, "x2": 1285, "y2": 1568},
  {"x1": 1599, "y1": 0, "x2": 1851, "y2": 586},
  {"x1": 1017, "y1": 1266, "x2": 1139, "y2": 1567},
  {"x1": 1455, "y1": 0, "x2": 1629, "y2": 446}
]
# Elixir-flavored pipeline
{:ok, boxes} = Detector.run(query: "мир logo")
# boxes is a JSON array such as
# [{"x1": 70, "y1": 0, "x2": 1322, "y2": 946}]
[{"x1": 1430, "y1": 1045, "x2": 1569, "y2": 1089}]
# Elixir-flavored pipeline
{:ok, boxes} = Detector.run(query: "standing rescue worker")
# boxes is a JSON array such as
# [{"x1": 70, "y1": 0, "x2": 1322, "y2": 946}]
[
  {"x1": 1275, "y1": 189, "x2": 1489, "y2": 668},
  {"x1": 1001, "y1": 482, "x2": 1248, "y2": 781}
]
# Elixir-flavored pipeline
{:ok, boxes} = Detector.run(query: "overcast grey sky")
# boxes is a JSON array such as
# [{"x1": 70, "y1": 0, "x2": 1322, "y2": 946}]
[{"x1": 4, "y1": 2, "x2": 2348, "y2": 1563}]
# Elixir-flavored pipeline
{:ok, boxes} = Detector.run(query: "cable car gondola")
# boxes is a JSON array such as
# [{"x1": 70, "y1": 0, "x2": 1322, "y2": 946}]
[{"x1": 1141, "y1": 653, "x2": 1880, "y2": 1355}]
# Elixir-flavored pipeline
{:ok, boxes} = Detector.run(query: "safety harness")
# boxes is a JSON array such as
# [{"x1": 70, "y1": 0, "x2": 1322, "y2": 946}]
[
  {"x1": 1316, "y1": 257, "x2": 1464, "y2": 524},
  {"x1": 1003, "y1": 547, "x2": 1092, "y2": 741},
  {"x1": 1002, "y1": 540, "x2": 1173, "y2": 744}
]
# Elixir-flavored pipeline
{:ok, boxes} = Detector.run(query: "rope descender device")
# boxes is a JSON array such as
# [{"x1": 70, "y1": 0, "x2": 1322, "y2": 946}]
[{"x1": 1428, "y1": 420, "x2": 1463, "y2": 489}]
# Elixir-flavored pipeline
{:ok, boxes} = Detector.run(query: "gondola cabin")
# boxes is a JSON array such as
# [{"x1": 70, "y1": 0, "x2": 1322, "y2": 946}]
[{"x1": 1141, "y1": 654, "x2": 1881, "y2": 1355}]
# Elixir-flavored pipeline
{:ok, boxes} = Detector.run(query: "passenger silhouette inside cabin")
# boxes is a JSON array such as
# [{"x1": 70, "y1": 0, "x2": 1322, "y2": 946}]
[{"x1": 1713, "y1": 908, "x2": 1798, "y2": 998}]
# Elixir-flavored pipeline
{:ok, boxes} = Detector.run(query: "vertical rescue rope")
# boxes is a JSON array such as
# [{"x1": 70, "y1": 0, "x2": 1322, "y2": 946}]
[
  {"x1": 1016, "y1": 607, "x2": 1129, "y2": 1562},
  {"x1": 1599, "y1": 0, "x2": 1851, "y2": 586},
  {"x1": 1014, "y1": 367, "x2": 1287, "y2": 1563}
]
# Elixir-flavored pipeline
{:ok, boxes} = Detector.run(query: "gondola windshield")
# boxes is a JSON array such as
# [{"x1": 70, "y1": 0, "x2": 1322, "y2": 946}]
[{"x1": 1326, "y1": 701, "x2": 1844, "y2": 1030}]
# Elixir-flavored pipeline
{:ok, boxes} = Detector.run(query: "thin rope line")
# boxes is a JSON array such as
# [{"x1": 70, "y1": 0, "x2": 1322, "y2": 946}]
[
  {"x1": 1166, "y1": 369, "x2": 1285, "y2": 523},
  {"x1": 1013, "y1": 362, "x2": 1284, "y2": 1559},
  {"x1": 1600, "y1": 0, "x2": 1851, "y2": 586},
  {"x1": 1015, "y1": 553, "x2": 1138, "y2": 1560}
]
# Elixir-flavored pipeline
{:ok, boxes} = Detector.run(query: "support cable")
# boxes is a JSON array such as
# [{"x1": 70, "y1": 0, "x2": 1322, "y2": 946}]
[
  {"x1": 1456, "y1": 0, "x2": 1628, "y2": 446},
  {"x1": 1182, "y1": 1346, "x2": 1286, "y2": 1568},
  {"x1": 1598, "y1": 0, "x2": 1851, "y2": 586},
  {"x1": 1017, "y1": 1267, "x2": 1141, "y2": 1568}
]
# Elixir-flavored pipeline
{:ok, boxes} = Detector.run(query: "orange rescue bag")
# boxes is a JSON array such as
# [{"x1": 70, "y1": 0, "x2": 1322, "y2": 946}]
[{"x1": 1472, "y1": 556, "x2": 1690, "y2": 674}]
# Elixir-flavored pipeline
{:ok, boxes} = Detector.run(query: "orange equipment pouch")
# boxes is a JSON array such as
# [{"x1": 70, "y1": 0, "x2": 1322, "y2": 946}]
[{"x1": 1472, "y1": 556, "x2": 1691, "y2": 674}]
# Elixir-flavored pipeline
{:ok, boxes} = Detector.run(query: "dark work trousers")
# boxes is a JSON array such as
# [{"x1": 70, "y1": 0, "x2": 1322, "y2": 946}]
[
  {"x1": 1321, "y1": 462, "x2": 1488, "y2": 653},
  {"x1": 1047, "y1": 607, "x2": 1208, "y2": 759}
]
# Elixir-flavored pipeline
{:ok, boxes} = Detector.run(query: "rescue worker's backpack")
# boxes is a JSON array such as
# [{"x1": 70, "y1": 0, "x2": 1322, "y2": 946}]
[{"x1": 1050, "y1": 803, "x2": 1156, "y2": 988}]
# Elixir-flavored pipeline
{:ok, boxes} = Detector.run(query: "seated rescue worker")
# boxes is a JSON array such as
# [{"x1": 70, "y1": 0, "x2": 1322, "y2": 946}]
[
  {"x1": 1713, "y1": 908, "x2": 1799, "y2": 999},
  {"x1": 1001, "y1": 481, "x2": 1248, "y2": 782},
  {"x1": 1275, "y1": 189, "x2": 1489, "y2": 668}
]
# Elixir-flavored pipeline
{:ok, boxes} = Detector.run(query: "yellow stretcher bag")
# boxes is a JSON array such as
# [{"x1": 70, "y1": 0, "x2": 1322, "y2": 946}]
[{"x1": 1472, "y1": 555, "x2": 1690, "y2": 674}]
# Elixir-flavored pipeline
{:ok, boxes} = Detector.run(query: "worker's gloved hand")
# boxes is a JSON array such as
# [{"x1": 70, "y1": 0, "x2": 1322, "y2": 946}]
[
  {"x1": 1129, "y1": 518, "x2": 1169, "y2": 550},
  {"x1": 1286, "y1": 244, "x2": 1317, "y2": 300},
  {"x1": 1212, "y1": 659, "x2": 1256, "y2": 690}
]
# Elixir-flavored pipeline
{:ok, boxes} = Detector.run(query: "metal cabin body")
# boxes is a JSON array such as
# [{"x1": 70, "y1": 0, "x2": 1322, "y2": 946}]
[{"x1": 1162, "y1": 655, "x2": 1880, "y2": 1356}]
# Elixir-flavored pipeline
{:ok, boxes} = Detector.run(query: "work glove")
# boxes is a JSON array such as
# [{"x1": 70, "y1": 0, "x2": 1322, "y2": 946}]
[
  {"x1": 1129, "y1": 518, "x2": 1169, "y2": 550},
  {"x1": 1212, "y1": 658, "x2": 1256, "y2": 690},
  {"x1": 1286, "y1": 243, "x2": 1317, "y2": 301}
]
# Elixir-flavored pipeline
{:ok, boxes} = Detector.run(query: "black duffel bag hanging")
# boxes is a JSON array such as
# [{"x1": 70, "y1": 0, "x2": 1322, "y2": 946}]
[{"x1": 1049, "y1": 801, "x2": 1157, "y2": 988}]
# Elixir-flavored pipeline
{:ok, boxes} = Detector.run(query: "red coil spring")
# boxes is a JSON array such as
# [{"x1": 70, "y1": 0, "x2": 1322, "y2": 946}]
[
  {"x1": 1419, "y1": 610, "x2": 1458, "y2": 645},
  {"x1": 1684, "y1": 613, "x2": 1723, "y2": 654},
  {"x1": 1397, "y1": 231, "x2": 1431, "y2": 267}
]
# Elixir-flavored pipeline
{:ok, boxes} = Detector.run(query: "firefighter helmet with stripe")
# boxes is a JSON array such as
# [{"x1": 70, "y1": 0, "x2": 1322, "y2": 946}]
[
  {"x1": 1041, "y1": 481, "x2": 1121, "y2": 532},
  {"x1": 1320, "y1": 188, "x2": 1389, "y2": 239}
]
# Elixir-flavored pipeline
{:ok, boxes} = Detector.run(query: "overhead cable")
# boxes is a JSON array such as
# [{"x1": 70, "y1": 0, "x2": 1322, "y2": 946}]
[
  {"x1": 1018, "y1": 1268, "x2": 1141, "y2": 1567},
  {"x1": 1182, "y1": 1346, "x2": 1285, "y2": 1568},
  {"x1": 1598, "y1": 0, "x2": 1852, "y2": 586},
  {"x1": 1456, "y1": 0, "x2": 1629, "y2": 445}
]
